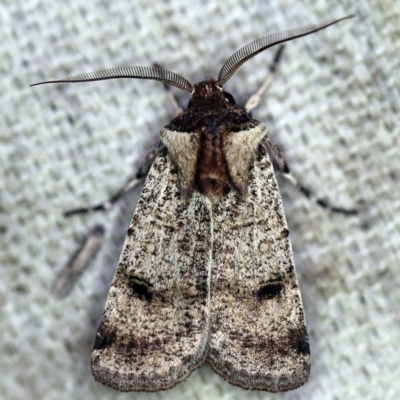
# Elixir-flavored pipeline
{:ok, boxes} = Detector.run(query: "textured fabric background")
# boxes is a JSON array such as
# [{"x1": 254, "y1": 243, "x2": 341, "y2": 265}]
[{"x1": 2, "y1": 1, "x2": 399, "y2": 399}]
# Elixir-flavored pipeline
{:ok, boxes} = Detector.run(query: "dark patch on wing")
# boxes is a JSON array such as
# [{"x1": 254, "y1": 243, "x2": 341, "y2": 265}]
[
  {"x1": 93, "y1": 321, "x2": 116, "y2": 350},
  {"x1": 255, "y1": 281, "x2": 284, "y2": 301},
  {"x1": 129, "y1": 277, "x2": 154, "y2": 302},
  {"x1": 289, "y1": 326, "x2": 310, "y2": 355},
  {"x1": 280, "y1": 228, "x2": 290, "y2": 238}
]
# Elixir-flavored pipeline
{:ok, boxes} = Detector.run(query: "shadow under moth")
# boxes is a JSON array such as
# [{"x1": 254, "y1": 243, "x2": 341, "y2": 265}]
[{"x1": 33, "y1": 15, "x2": 355, "y2": 392}]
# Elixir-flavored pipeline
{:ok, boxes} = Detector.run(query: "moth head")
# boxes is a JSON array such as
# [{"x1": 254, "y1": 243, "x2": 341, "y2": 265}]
[
  {"x1": 186, "y1": 80, "x2": 236, "y2": 108},
  {"x1": 31, "y1": 15, "x2": 354, "y2": 94}
]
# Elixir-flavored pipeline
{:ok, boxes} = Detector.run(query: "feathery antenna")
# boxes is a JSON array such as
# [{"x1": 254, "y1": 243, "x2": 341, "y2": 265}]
[{"x1": 218, "y1": 15, "x2": 355, "y2": 85}]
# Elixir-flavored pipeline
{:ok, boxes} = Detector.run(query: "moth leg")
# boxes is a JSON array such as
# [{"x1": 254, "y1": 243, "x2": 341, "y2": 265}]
[
  {"x1": 263, "y1": 136, "x2": 358, "y2": 215},
  {"x1": 153, "y1": 63, "x2": 184, "y2": 116},
  {"x1": 52, "y1": 225, "x2": 105, "y2": 298},
  {"x1": 165, "y1": 85, "x2": 184, "y2": 116},
  {"x1": 244, "y1": 45, "x2": 285, "y2": 113},
  {"x1": 64, "y1": 144, "x2": 164, "y2": 217}
]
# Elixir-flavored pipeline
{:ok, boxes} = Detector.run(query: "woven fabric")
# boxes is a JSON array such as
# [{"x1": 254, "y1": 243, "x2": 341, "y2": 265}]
[{"x1": 2, "y1": 1, "x2": 399, "y2": 399}]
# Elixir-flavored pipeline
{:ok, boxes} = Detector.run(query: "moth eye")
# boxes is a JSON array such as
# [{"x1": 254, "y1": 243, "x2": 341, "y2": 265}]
[
  {"x1": 223, "y1": 91, "x2": 236, "y2": 105},
  {"x1": 129, "y1": 277, "x2": 154, "y2": 302},
  {"x1": 255, "y1": 281, "x2": 284, "y2": 301}
]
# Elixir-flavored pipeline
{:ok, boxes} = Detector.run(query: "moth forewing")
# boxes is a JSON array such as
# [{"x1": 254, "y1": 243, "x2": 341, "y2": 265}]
[
  {"x1": 91, "y1": 153, "x2": 212, "y2": 391},
  {"x1": 207, "y1": 148, "x2": 310, "y2": 391}
]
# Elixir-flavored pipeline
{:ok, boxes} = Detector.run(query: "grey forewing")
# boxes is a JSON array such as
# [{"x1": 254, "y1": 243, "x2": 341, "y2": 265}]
[
  {"x1": 207, "y1": 147, "x2": 310, "y2": 391},
  {"x1": 91, "y1": 153, "x2": 212, "y2": 392}
]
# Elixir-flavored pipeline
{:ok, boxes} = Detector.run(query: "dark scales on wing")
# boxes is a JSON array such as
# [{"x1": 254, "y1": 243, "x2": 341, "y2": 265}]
[
  {"x1": 129, "y1": 277, "x2": 154, "y2": 302},
  {"x1": 256, "y1": 280, "x2": 285, "y2": 301}
]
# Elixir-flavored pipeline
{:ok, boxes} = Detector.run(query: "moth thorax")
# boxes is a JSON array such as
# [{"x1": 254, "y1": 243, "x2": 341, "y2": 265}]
[{"x1": 195, "y1": 116, "x2": 231, "y2": 201}]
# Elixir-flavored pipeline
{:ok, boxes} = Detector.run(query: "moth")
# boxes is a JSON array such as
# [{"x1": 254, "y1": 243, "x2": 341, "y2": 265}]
[{"x1": 33, "y1": 15, "x2": 355, "y2": 392}]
